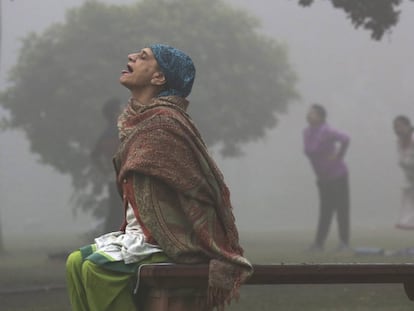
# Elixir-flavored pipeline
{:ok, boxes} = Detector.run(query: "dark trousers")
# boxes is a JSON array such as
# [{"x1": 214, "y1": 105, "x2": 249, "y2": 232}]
[{"x1": 314, "y1": 175, "x2": 350, "y2": 246}]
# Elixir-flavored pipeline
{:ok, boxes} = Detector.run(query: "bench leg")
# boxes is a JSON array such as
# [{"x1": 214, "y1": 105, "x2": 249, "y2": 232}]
[
  {"x1": 141, "y1": 288, "x2": 212, "y2": 311},
  {"x1": 404, "y1": 281, "x2": 414, "y2": 301}
]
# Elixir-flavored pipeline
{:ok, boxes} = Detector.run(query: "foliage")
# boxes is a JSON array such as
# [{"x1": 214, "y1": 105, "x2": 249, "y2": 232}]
[
  {"x1": 0, "y1": 0, "x2": 298, "y2": 223},
  {"x1": 298, "y1": 0, "x2": 414, "y2": 40},
  {"x1": 299, "y1": 0, "x2": 413, "y2": 40}
]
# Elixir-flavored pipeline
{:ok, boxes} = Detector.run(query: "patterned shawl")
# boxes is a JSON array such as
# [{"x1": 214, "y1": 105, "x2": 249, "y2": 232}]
[{"x1": 114, "y1": 95, "x2": 252, "y2": 309}]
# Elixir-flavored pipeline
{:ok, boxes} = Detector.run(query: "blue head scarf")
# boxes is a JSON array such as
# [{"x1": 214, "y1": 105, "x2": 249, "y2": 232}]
[{"x1": 149, "y1": 44, "x2": 195, "y2": 98}]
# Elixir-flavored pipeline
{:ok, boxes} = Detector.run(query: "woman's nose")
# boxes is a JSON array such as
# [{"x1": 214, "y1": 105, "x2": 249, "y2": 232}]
[{"x1": 128, "y1": 53, "x2": 137, "y2": 61}]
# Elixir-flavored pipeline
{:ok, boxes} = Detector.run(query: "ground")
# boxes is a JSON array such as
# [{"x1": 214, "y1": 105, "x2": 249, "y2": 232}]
[{"x1": 1, "y1": 228, "x2": 414, "y2": 310}]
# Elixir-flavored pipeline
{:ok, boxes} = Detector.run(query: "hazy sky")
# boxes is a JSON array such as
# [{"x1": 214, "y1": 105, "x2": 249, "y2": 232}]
[{"x1": 1, "y1": 0, "x2": 414, "y2": 238}]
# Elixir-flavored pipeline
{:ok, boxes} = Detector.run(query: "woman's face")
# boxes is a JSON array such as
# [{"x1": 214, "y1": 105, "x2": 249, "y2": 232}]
[
  {"x1": 394, "y1": 119, "x2": 412, "y2": 138},
  {"x1": 306, "y1": 108, "x2": 323, "y2": 126}
]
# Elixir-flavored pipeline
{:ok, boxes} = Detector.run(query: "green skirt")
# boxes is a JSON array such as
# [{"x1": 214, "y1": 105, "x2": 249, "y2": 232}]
[{"x1": 66, "y1": 244, "x2": 170, "y2": 311}]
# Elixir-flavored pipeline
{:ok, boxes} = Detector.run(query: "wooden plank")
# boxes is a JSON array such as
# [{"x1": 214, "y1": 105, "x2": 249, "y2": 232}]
[
  {"x1": 138, "y1": 263, "x2": 414, "y2": 298},
  {"x1": 140, "y1": 263, "x2": 414, "y2": 284},
  {"x1": 137, "y1": 263, "x2": 414, "y2": 309},
  {"x1": 248, "y1": 264, "x2": 414, "y2": 284}
]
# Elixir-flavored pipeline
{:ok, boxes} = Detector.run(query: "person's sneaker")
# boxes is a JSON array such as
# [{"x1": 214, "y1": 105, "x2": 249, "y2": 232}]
[
  {"x1": 332, "y1": 242, "x2": 353, "y2": 253},
  {"x1": 305, "y1": 244, "x2": 324, "y2": 253}
]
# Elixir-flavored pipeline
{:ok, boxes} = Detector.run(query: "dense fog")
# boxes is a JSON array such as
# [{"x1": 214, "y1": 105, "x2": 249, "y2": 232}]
[{"x1": 1, "y1": 0, "x2": 413, "y2": 240}]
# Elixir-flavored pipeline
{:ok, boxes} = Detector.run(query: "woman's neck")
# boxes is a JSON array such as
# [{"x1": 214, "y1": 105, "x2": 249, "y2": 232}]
[{"x1": 130, "y1": 87, "x2": 160, "y2": 106}]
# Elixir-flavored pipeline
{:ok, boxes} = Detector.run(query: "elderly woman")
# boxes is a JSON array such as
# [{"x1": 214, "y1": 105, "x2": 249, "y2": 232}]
[
  {"x1": 393, "y1": 115, "x2": 414, "y2": 230},
  {"x1": 66, "y1": 44, "x2": 252, "y2": 311}
]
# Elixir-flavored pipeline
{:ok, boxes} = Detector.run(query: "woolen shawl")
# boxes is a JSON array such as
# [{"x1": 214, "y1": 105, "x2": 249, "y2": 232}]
[{"x1": 114, "y1": 95, "x2": 252, "y2": 310}]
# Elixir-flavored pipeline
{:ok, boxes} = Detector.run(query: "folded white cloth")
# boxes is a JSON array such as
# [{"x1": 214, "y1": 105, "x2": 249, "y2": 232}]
[{"x1": 94, "y1": 204, "x2": 162, "y2": 264}]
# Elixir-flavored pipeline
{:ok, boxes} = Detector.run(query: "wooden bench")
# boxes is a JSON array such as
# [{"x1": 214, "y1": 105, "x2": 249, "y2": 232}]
[{"x1": 135, "y1": 263, "x2": 414, "y2": 311}]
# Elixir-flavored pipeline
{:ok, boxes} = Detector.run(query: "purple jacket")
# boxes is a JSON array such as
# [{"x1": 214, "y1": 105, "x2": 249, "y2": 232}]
[{"x1": 303, "y1": 123, "x2": 350, "y2": 181}]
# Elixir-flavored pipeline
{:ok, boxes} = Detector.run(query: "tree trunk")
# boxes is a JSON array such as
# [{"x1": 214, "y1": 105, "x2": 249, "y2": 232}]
[
  {"x1": 0, "y1": 0, "x2": 5, "y2": 256},
  {"x1": 0, "y1": 210, "x2": 5, "y2": 254},
  {"x1": 103, "y1": 182, "x2": 124, "y2": 233}
]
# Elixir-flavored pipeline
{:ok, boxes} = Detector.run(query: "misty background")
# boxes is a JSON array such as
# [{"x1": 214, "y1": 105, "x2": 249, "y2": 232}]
[{"x1": 0, "y1": 0, "x2": 413, "y2": 240}]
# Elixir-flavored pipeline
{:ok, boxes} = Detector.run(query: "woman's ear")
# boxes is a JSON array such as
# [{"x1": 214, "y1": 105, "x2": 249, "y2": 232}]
[{"x1": 151, "y1": 71, "x2": 166, "y2": 86}]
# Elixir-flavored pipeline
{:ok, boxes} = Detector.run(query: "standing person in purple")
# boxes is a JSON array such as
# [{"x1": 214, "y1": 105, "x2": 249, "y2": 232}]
[{"x1": 303, "y1": 104, "x2": 351, "y2": 252}]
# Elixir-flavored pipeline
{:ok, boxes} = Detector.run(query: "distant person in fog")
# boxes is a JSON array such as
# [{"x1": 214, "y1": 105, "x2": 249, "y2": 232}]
[
  {"x1": 303, "y1": 104, "x2": 351, "y2": 252},
  {"x1": 393, "y1": 115, "x2": 414, "y2": 229}
]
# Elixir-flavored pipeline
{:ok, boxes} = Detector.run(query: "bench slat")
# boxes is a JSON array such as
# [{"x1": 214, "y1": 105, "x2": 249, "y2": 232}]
[
  {"x1": 139, "y1": 263, "x2": 414, "y2": 299},
  {"x1": 136, "y1": 263, "x2": 414, "y2": 310}
]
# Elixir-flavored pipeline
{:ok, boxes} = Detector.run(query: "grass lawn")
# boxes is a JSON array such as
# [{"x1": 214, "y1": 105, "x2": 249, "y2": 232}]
[{"x1": 1, "y1": 227, "x2": 414, "y2": 310}]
